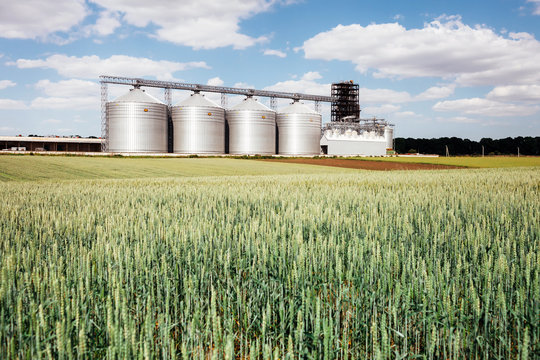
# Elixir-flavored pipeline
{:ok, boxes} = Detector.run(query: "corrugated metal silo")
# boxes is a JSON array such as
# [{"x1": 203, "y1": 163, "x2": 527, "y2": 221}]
[
  {"x1": 107, "y1": 88, "x2": 168, "y2": 153},
  {"x1": 277, "y1": 101, "x2": 322, "y2": 155},
  {"x1": 171, "y1": 93, "x2": 225, "y2": 154},
  {"x1": 226, "y1": 97, "x2": 276, "y2": 155},
  {"x1": 384, "y1": 126, "x2": 393, "y2": 149}
]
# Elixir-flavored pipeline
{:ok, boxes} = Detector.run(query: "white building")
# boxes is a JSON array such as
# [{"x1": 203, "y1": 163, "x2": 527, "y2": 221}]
[{"x1": 320, "y1": 127, "x2": 393, "y2": 156}]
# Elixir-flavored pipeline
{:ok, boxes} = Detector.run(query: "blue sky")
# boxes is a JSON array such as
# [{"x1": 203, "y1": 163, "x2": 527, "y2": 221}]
[{"x1": 0, "y1": 0, "x2": 539, "y2": 139}]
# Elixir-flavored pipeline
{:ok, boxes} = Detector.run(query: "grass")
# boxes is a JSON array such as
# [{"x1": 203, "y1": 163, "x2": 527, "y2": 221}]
[
  {"x1": 0, "y1": 155, "x2": 359, "y2": 182},
  {"x1": 354, "y1": 156, "x2": 540, "y2": 168}
]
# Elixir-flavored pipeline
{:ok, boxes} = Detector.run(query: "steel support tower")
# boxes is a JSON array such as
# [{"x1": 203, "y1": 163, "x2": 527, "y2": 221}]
[{"x1": 331, "y1": 81, "x2": 360, "y2": 122}]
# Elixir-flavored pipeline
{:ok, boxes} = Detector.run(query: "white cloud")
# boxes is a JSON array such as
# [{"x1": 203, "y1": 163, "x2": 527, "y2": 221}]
[
  {"x1": 31, "y1": 83, "x2": 166, "y2": 110},
  {"x1": 87, "y1": 11, "x2": 121, "y2": 36},
  {"x1": 263, "y1": 49, "x2": 287, "y2": 58},
  {"x1": 301, "y1": 71, "x2": 322, "y2": 81},
  {"x1": 35, "y1": 79, "x2": 99, "y2": 97},
  {"x1": 207, "y1": 77, "x2": 224, "y2": 86},
  {"x1": 302, "y1": 16, "x2": 540, "y2": 86},
  {"x1": 264, "y1": 72, "x2": 330, "y2": 96},
  {"x1": 263, "y1": 74, "x2": 331, "y2": 116},
  {"x1": 394, "y1": 111, "x2": 416, "y2": 117},
  {"x1": 442, "y1": 116, "x2": 481, "y2": 124},
  {"x1": 528, "y1": 0, "x2": 540, "y2": 15},
  {"x1": 10, "y1": 54, "x2": 209, "y2": 81},
  {"x1": 43, "y1": 119, "x2": 62, "y2": 124},
  {"x1": 0, "y1": 99, "x2": 27, "y2": 110},
  {"x1": 486, "y1": 85, "x2": 540, "y2": 103},
  {"x1": 359, "y1": 88, "x2": 412, "y2": 104},
  {"x1": 415, "y1": 85, "x2": 455, "y2": 101},
  {"x1": 433, "y1": 98, "x2": 540, "y2": 117},
  {"x1": 31, "y1": 97, "x2": 98, "y2": 110},
  {"x1": 0, "y1": 0, "x2": 87, "y2": 40},
  {"x1": 31, "y1": 79, "x2": 100, "y2": 110},
  {"x1": 233, "y1": 82, "x2": 255, "y2": 89},
  {"x1": 0, "y1": 80, "x2": 16, "y2": 90},
  {"x1": 89, "y1": 0, "x2": 285, "y2": 49},
  {"x1": 362, "y1": 104, "x2": 401, "y2": 117},
  {"x1": 393, "y1": 14, "x2": 404, "y2": 21}
]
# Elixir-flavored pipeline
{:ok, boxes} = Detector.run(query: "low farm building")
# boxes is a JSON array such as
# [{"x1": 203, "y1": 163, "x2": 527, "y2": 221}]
[{"x1": 0, "y1": 136, "x2": 102, "y2": 152}]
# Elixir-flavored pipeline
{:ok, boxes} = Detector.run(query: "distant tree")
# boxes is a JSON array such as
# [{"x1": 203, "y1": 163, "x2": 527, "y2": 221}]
[{"x1": 395, "y1": 136, "x2": 540, "y2": 155}]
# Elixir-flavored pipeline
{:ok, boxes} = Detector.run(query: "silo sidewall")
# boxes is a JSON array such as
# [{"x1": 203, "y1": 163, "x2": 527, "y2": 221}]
[
  {"x1": 107, "y1": 102, "x2": 168, "y2": 153},
  {"x1": 276, "y1": 113, "x2": 321, "y2": 155},
  {"x1": 172, "y1": 106, "x2": 225, "y2": 154},
  {"x1": 226, "y1": 110, "x2": 276, "y2": 155}
]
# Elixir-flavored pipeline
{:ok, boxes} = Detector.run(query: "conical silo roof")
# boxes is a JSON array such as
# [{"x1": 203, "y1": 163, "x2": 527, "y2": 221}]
[
  {"x1": 112, "y1": 88, "x2": 164, "y2": 104},
  {"x1": 176, "y1": 93, "x2": 222, "y2": 108},
  {"x1": 278, "y1": 101, "x2": 320, "y2": 115},
  {"x1": 230, "y1": 97, "x2": 274, "y2": 112}
]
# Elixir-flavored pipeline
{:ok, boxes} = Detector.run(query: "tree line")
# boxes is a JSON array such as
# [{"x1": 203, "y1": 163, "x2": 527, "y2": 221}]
[{"x1": 394, "y1": 136, "x2": 540, "y2": 155}]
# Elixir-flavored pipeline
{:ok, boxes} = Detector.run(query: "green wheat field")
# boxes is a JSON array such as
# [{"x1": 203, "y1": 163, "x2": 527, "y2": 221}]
[{"x1": 0, "y1": 155, "x2": 538, "y2": 359}]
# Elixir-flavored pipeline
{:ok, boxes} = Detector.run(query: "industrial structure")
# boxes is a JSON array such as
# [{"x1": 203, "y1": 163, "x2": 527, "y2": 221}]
[
  {"x1": 99, "y1": 76, "x2": 394, "y2": 156},
  {"x1": 320, "y1": 81, "x2": 394, "y2": 156}
]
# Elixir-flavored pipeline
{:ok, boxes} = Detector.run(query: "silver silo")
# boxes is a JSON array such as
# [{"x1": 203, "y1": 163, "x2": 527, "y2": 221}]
[
  {"x1": 107, "y1": 88, "x2": 168, "y2": 153},
  {"x1": 384, "y1": 126, "x2": 394, "y2": 149},
  {"x1": 226, "y1": 96, "x2": 276, "y2": 155},
  {"x1": 276, "y1": 100, "x2": 322, "y2": 155},
  {"x1": 172, "y1": 92, "x2": 225, "y2": 154}
]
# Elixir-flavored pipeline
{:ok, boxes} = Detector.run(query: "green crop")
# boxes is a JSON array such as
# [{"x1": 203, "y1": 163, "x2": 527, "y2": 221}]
[
  {"x1": 354, "y1": 156, "x2": 540, "y2": 168},
  {"x1": 0, "y1": 167, "x2": 538, "y2": 359}
]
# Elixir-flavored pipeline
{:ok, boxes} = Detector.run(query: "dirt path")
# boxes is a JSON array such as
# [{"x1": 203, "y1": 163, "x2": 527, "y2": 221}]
[{"x1": 261, "y1": 158, "x2": 463, "y2": 171}]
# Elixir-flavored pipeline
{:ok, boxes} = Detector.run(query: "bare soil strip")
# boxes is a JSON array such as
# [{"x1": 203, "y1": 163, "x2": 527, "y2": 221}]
[{"x1": 261, "y1": 158, "x2": 463, "y2": 170}]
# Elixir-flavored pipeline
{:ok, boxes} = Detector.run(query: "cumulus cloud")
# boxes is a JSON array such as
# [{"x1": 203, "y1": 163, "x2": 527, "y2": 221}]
[
  {"x1": 35, "y1": 79, "x2": 99, "y2": 97},
  {"x1": 87, "y1": 11, "x2": 121, "y2": 36},
  {"x1": 0, "y1": 0, "x2": 288, "y2": 48},
  {"x1": 43, "y1": 119, "x2": 62, "y2": 124},
  {"x1": 528, "y1": 0, "x2": 540, "y2": 15},
  {"x1": 441, "y1": 116, "x2": 481, "y2": 124},
  {"x1": 302, "y1": 16, "x2": 540, "y2": 86},
  {"x1": 433, "y1": 98, "x2": 539, "y2": 117},
  {"x1": 394, "y1": 111, "x2": 416, "y2": 117},
  {"x1": 10, "y1": 54, "x2": 209, "y2": 81},
  {"x1": 301, "y1": 72, "x2": 322, "y2": 81},
  {"x1": 233, "y1": 82, "x2": 255, "y2": 89},
  {"x1": 207, "y1": 77, "x2": 225, "y2": 86},
  {"x1": 31, "y1": 79, "x2": 100, "y2": 110},
  {"x1": 362, "y1": 104, "x2": 401, "y2": 117},
  {"x1": 89, "y1": 0, "x2": 285, "y2": 49},
  {"x1": 263, "y1": 49, "x2": 287, "y2": 58},
  {"x1": 415, "y1": 85, "x2": 455, "y2": 101},
  {"x1": 264, "y1": 72, "x2": 330, "y2": 95},
  {"x1": 0, "y1": 80, "x2": 16, "y2": 90},
  {"x1": 0, "y1": 99, "x2": 27, "y2": 110},
  {"x1": 0, "y1": 0, "x2": 87, "y2": 40},
  {"x1": 359, "y1": 88, "x2": 412, "y2": 104},
  {"x1": 262, "y1": 73, "x2": 331, "y2": 115},
  {"x1": 486, "y1": 85, "x2": 540, "y2": 103},
  {"x1": 31, "y1": 97, "x2": 98, "y2": 110}
]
